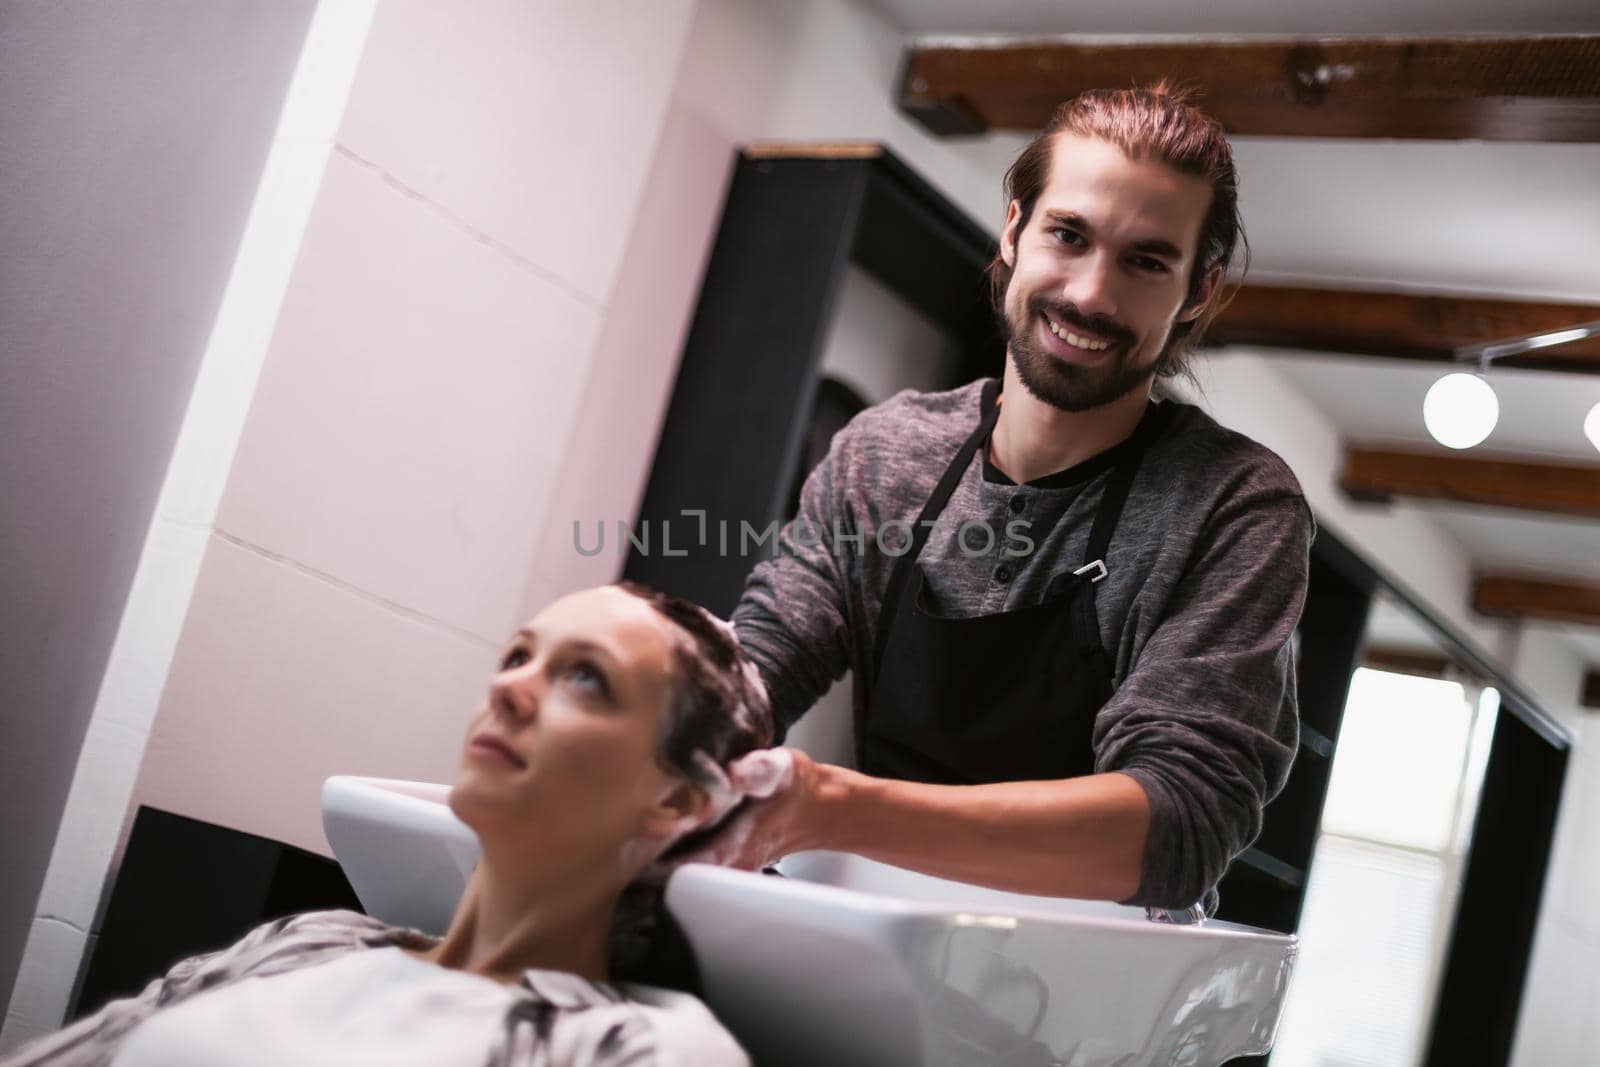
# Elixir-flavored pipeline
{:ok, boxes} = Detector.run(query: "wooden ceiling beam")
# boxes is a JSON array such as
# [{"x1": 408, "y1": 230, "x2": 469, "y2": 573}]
[
  {"x1": 899, "y1": 36, "x2": 1600, "y2": 142},
  {"x1": 1472, "y1": 574, "x2": 1600, "y2": 626},
  {"x1": 1209, "y1": 286, "x2": 1600, "y2": 374},
  {"x1": 1341, "y1": 449, "x2": 1600, "y2": 518}
]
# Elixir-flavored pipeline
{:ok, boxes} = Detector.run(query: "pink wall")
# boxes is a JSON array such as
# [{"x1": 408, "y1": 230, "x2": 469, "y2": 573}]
[{"x1": 133, "y1": 0, "x2": 700, "y2": 857}]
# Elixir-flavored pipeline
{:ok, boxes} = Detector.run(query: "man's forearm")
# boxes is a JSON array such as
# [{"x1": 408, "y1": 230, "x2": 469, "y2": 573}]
[{"x1": 802, "y1": 766, "x2": 1151, "y2": 902}]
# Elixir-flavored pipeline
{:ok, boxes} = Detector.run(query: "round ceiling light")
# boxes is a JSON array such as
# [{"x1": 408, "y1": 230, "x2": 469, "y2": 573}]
[{"x1": 1422, "y1": 373, "x2": 1499, "y2": 450}]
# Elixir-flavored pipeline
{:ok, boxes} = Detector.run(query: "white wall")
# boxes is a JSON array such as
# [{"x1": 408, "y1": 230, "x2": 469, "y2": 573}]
[{"x1": 0, "y1": 0, "x2": 316, "y2": 1027}]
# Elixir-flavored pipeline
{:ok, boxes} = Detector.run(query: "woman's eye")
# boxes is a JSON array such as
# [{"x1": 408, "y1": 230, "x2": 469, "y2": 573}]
[
  {"x1": 567, "y1": 661, "x2": 610, "y2": 696},
  {"x1": 499, "y1": 647, "x2": 530, "y2": 671}
]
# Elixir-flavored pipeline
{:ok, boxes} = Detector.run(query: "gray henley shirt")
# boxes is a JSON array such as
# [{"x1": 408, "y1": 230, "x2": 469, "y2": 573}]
[{"x1": 731, "y1": 377, "x2": 1314, "y2": 910}]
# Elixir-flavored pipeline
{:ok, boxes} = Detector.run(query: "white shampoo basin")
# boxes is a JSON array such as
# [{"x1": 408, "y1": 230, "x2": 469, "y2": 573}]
[{"x1": 322, "y1": 776, "x2": 1295, "y2": 1066}]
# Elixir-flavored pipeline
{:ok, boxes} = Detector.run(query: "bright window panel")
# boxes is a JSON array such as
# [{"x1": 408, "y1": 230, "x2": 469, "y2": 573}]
[
  {"x1": 1319, "y1": 669, "x2": 1472, "y2": 851},
  {"x1": 1272, "y1": 838, "x2": 1447, "y2": 1067}
]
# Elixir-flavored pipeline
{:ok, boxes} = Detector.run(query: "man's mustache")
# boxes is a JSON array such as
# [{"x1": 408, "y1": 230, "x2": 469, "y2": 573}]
[{"x1": 1028, "y1": 297, "x2": 1133, "y2": 345}]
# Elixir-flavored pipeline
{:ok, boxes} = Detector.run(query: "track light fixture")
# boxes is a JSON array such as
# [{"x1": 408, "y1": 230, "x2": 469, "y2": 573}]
[{"x1": 1424, "y1": 320, "x2": 1600, "y2": 451}]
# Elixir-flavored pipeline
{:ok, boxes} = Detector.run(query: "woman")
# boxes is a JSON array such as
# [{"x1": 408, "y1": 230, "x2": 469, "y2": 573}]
[{"x1": 5, "y1": 582, "x2": 774, "y2": 1067}]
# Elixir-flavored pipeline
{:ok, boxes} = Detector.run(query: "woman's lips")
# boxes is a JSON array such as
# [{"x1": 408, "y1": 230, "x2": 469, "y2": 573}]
[{"x1": 468, "y1": 734, "x2": 527, "y2": 768}]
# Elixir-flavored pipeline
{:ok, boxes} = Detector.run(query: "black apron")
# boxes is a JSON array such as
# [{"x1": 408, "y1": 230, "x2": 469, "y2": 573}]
[{"x1": 861, "y1": 378, "x2": 1173, "y2": 785}]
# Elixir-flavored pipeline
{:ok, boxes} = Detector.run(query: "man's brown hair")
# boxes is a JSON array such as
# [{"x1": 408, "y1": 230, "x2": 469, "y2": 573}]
[{"x1": 987, "y1": 81, "x2": 1248, "y2": 382}]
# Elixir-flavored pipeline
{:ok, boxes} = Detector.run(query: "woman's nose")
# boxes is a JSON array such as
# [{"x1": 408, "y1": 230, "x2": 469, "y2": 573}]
[{"x1": 490, "y1": 666, "x2": 541, "y2": 722}]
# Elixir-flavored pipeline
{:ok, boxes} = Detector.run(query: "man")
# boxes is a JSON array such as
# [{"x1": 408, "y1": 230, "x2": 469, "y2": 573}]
[{"x1": 706, "y1": 85, "x2": 1311, "y2": 912}]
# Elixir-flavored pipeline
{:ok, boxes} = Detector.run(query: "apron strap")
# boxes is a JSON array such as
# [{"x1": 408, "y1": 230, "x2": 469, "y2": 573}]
[
  {"x1": 871, "y1": 384, "x2": 1175, "y2": 678},
  {"x1": 872, "y1": 378, "x2": 1001, "y2": 677},
  {"x1": 1081, "y1": 400, "x2": 1177, "y2": 569}
]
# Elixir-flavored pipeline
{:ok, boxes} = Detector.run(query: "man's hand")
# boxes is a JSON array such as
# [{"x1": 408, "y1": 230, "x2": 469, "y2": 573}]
[
  {"x1": 664, "y1": 750, "x2": 1153, "y2": 905},
  {"x1": 673, "y1": 747, "x2": 831, "y2": 871}
]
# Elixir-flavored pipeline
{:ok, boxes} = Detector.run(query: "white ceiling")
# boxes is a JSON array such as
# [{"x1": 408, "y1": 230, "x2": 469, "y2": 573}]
[
  {"x1": 1551, "y1": 626, "x2": 1600, "y2": 662},
  {"x1": 1228, "y1": 138, "x2": 1600, "y2": 304},
  {"x1": 865, "y1": 0, "x2": 1600, "y2": 675},
  {"x1": 1266, "y1": 355, "x2": 1600, "y2": 464}
]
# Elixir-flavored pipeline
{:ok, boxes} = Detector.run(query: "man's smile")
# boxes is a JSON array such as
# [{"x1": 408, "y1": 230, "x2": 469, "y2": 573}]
[
  {"x1": 1039, "y1": 308, "x2": 1121, "y2": 360},
  {"x1": 1046, "y1": 315, "x2": 1111, "y2": 351}
]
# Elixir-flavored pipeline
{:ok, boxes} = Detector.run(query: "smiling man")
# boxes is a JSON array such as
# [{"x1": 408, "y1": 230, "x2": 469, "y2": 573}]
[{"x1": 717, "y1": 84, "x2": 1314, "y2": 915}]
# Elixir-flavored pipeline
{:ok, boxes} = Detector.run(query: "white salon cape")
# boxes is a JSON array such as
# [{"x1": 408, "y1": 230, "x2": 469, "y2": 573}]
[{"x1": 1, "y1": 911, "x2": 747, "y2": 1067}]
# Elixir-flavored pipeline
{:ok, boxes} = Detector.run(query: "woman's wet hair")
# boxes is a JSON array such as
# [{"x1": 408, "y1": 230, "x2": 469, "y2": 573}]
[
  {"x1": 617, "y1": 581, "x2": 773, "y2": 792},
  {"x1": 609, "y1": 581, "x2": 774, "y2": 978}
]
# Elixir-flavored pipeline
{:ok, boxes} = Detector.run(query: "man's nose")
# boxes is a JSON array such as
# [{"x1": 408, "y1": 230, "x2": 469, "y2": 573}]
[{"x1": 1061, "y1": 253, "x2": 1118, "y2": 321}]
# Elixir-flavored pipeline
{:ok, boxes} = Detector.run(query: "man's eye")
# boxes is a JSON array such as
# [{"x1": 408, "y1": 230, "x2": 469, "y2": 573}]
[
  {"x1": 499, "y1": 647, "x2": 530, "y2": 671},
  {"x1": 1051, "y1": 227, "x2": 1085, "y2": 247},
  {"x1": 1133, "y1": 256, "x2": 1169, "y2": 273}
]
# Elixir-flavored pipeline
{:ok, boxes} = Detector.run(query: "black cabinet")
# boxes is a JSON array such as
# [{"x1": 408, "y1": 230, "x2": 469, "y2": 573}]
[
  {"x1": 623, "y1": 146, "x2": 1000, "y2": 614},
  {"x1": 73, "y1": 807, "x2": 361, "y2": 1019}
]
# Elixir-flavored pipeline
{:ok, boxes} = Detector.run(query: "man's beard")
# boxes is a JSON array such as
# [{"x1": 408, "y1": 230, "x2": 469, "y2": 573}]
[{"x1": 1001, "y1": 293, "x2": 1158, "y2": 413}]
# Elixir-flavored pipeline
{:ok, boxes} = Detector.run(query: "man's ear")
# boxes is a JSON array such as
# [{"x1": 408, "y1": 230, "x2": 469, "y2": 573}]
[
  {"x1": 1177, "y1": 263, "x2": 1225, "y2": 324},
  {"x1": 1000, "y1": 200, "x2": 1022, "y2": 268},
  {"x1": 643, "y1": 778, "x2": 709, "y2": 840}
]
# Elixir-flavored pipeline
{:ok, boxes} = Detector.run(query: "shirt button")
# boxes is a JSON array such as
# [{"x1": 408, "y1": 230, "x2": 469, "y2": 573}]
[
  {"x1": 995, "y1": 564, "x2": 1013, "y2": 583},
  {"x1": 1008, "y1": 495, "x2": 1026, "y2": 514}
]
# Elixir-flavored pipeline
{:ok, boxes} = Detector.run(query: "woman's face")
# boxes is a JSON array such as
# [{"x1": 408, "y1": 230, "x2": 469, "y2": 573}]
[{"x1": 449, "y1": 586, "x2": 697, "y2": 866}]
